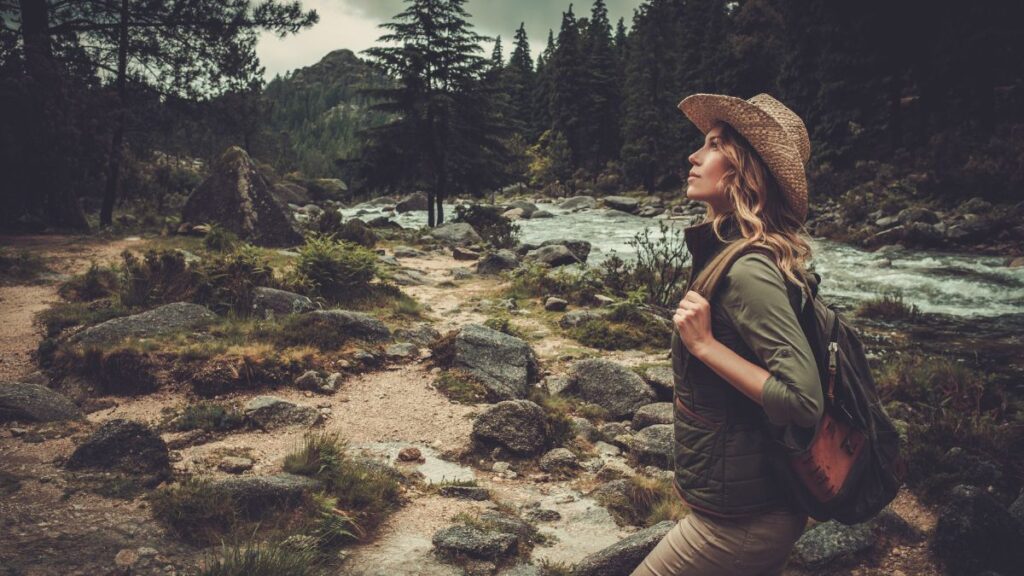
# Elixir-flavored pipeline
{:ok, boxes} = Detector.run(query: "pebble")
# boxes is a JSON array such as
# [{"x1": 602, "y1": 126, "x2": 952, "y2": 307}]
[
  {"x1": 398, "y1": 447, "x2": 423, "y2": 462},
  {"x1": 114, "y1": 548, "x2": 139, "y2": 567}
]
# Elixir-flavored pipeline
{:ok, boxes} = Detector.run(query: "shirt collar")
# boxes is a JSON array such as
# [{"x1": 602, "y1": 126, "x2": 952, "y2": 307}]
[{"x1": 683, "y1": 214, "x2": 742, "y2": 271}]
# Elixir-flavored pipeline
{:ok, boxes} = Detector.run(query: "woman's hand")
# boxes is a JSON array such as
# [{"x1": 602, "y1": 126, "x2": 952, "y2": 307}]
[{"x1": 673, "y1": 290, "x2": 716, "y2": 358}]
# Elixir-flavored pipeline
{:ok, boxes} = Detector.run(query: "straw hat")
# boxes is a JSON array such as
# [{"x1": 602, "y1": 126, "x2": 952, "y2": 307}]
[{"x1": 678, "y1": 93, "x2": 811, "y2": 222}]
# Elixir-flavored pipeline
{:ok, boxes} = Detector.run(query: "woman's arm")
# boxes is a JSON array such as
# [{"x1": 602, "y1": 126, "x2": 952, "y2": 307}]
[{"x1": 675, "y1": 253, "x2": 822, "y2": 427}]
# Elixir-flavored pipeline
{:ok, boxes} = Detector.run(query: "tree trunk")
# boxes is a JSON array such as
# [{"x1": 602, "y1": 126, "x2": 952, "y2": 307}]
[
  {"x1": 100, "y1": 0, "x2": 130, "y2": 227},
  {"x1": 427, "y1": 190, "x2": 436, "y2": 227},
  {"x1": 19, "y1": 0, "x2": 89, "y2": 230}
]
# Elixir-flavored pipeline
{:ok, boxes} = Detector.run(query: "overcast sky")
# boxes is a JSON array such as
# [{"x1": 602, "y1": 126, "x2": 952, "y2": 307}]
[{"x1": 256, "y1": 0, "x2": 643, "y2": 81}]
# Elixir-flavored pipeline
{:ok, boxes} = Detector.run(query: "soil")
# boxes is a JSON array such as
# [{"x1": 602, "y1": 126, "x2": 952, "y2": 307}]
[{"x1": 0, "y1": 234, "x2": 951, "y2": 575}]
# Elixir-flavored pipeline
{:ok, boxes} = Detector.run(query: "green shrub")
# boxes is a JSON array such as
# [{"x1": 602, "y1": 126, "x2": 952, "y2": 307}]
[
  {"x1": 856, "y1": 288, "x2": 921, "y2": 321},
  {"x1": 454, "y1": 204, "x2": 520, "y2": 249},
  {"x1": 508, "y1": 262, "x2": 603, "y2": 305},
  {"x1": 268, "y1": 313, "x2": 352, "y2": 351},
  {"x1": 197, "y1": 539, "x2": 320, "y2": 576},
  {"x1": 569, "y1": 303, "x2": 671, "y2": 351},
  {"x1": 288, "y1": 234, "x2": 378, "y2": 303},
  {"x1": 284, "y1": 432, "x2": 402, "y2": 535},
  {"x1": 174, "y1": 401, "x2": 245, "y2": 432},
  {"x1": 58, "y1": 263, "x2": 120, "y2": 302},
  {"x1": 597, "y1": 222, "x2": 689, "y2": 308},
  {"x1": 483, "y1": 315, "x2": 527, "y2": 339},
  {"x1": 150, "y1": 477, "x2": 239, "y2": 543},
  {"x1": 203, "y1": 223, "x2": 239, "y2": 252},
  {"x1": 193, "y1": 245, "x2": 274, "y2": 316},
  {"x1": 119, "y1": 249, "x2": 196, "y2": 309}
]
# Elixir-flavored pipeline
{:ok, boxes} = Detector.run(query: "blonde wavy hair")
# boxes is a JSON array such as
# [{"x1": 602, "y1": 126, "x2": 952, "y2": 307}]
[{"x1": 691, "y1": 121, "x2": 815, "y2": 298}]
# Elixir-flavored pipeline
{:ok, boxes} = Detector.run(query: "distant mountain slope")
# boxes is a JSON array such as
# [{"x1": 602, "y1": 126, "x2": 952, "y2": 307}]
[{"x1": 263, "y1": 49, "x2": 393, "y2": 178}]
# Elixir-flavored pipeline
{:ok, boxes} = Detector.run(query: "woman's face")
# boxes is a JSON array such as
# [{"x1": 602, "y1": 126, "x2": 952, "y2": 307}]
[{"x1": 686, "y1": 124, "x2": 732, "y2": 213}]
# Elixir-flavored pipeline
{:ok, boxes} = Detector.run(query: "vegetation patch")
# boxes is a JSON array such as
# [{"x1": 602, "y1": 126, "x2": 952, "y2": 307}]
[
  {"x1": 196, "y1": 538, "x2": 320, "y2": 576},
  {"x1": 58, "y1": 263, "x2": 120, "y2": 301},
  {"x1": 507, "y1": 262, "x2": 603, "y2": 306},
  {"x1": 567, "y1": 303, "x2": 671, "y2": 351},
  {"x1": 433, "y1": 369, "x2": 489, "y2": 404},
  {"x1": 75, "y1": 346, "x2": 162, "y2": 396},
  {"x1": 594, "y1": 475, "x2": 687, "y2": 528},
  {"x1": 285, "y1": 234, "x2": 378, "y2": 303},
  {"x1": 856, "y1": 288, "x2": 921, "y2": 321},
  {"x1": 483, "y1": 315, "x2": 528, "y2": 340},
  {"x1": 150, "y1": 477, "x2": 241, "y2": 543},
  {"x1": 37, "y1": 299, "x2": 129, "y2": 338},
  {"x1": 283, "y1": 432, "x2": 403, "y2": 538},
  {"x1": 0, "y1": 248, "x2": 51, "y2": 285}
]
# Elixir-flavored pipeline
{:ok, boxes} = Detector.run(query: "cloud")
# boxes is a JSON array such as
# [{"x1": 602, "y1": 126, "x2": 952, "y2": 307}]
[{"x1": 257, "y1": 0, "x2": 642, "y2": 80}]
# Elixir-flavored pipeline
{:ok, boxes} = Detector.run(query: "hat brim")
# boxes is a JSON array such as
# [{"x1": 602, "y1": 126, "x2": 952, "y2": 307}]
[{"x1": 677, "y1": 93, "x2": 808, "y2": 222}]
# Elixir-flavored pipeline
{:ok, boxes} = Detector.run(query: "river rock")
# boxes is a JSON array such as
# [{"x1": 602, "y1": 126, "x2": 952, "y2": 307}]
[
  {"x1": 573, "y1": 520, "x2": 675, "y2": 575},
  {"x1": 896, "y1": 206, "x2": 940, "y2": 225},
  {"x1": 72, "y1": 302, "x2": 217, "y2": 347},
  {"x1": 297, "y1": 309, "x2": 392, "y2": 342},
  {"x1": 632, "y1": 403, "x2": 673, "y2": 430},
  {"x1": 430, "y1": 222, "x2": 482, "y2": 246},
  {"x1": 793, "y1": 519, "x2": 875, "y2": 568},
  {"x1": 251, "y1": 287, "x2": 315, "y2": 319},
  {"x1": 396, "y1": 191, "x2": 428, "y2": 213},
  {"x1": 452, "y1": 246, "x2": 480, "y2": 260},
  {"x1": 393, "y1": 323, "x2": 442, "y2": 347},
  {"x1": 568, "y1": 359, "x2": 656, "y2": 419},
  {"x1": 558, "y1": 195, "x2": 596, "y2": 211},
  {"x1": 66, "y1": 419, "x2": 169, "y2": 475},
  {"x1": 0, "y1": 382, "x2": 83, "y2": 423},
  {"x1": 432, "y1": 525, "x2": 517, "y2": 560},
  {"x1": 538, "y1": 239, "x2": 592, "y2": 263},
  {"x1": 525, "y1": 245, "x2": 579, "y2": 267},
  {"x1": 472, "y1": 400, "x2": 548, "y2": 455},
  {"x1": 243, "y1": 396, "x2": 320, "y2": 430},
  {"x1": 476, "y1": 249, "x2": 519, "y2": 275},
  {"x1": 544, "y1": 297, "x2": 568, "y2": 312},
  {"x1": 539, "y1": 447, "x2": 578, "y2": 472},
  {"x1": 503, "y1": 208, "x2": 526, "y2": 220},
  {"x1": 508, "y1": 200, "x2": 538, "y2": 217},
  {"x1": 602, "y1": 196, "x2": 640, "y2": 214},
  {"x1": 182, "y1": 146, "x2": 302, "y2": 246},
  {"x1": 931, "y1": 485, "x2": 1024, "y2": 575},
  {"x1": 863, "y1": 225, "x2": 906, "y2": 250},
  {"x1": 451, "y1": 324, "x2": 538, "y2": 400},
  {"x1": 629, "y1": 424, "x2": 674, "y2": 469},
  {"x1": 272, "y1": 181, "x2": 311, "y2": 205},
  {"x1": 531, "y1": 210, "x2": 554, "y2": 218}
]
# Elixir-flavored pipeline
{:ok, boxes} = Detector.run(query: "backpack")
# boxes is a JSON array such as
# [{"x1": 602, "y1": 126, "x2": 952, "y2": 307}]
[{"x1": 692, "y1": 242, "x2": 907, "y2": 525}]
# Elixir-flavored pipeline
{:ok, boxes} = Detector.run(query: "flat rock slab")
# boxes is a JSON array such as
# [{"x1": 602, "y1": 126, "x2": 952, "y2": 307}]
[
  {"x1": 0, "y1": 382, "x2": 83, "y2": 422},
  {"x1": 573, "y1": 520, "x2": 674, "y2": 575},
  {"x1": 72, "y1": 302, "x2": 216, "y2": 347},
  {"x1": 301, "y1": 309, "x2": 392, "y2": 342},
  {"x1": 243, "y1": 396, "x2": 321, "y2": 430},
  {"x1": 632, "y1": 403, "x2": 673, "y2": 430},
  {"x1": 432, "y1": 525, "x2": 517, "y2": 560},
  {"x1": 214, "y1": 473, "x2": 320, "y2": 515}
]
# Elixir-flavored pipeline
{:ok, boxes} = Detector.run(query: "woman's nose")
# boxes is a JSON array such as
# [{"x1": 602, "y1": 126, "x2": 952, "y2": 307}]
[{"x1": 689, "y1": 150, "x2": 700, "y2": 165}]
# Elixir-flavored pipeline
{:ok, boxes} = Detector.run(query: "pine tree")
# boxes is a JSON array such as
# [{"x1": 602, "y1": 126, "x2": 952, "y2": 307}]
[
  {"x1": 361, "y1": 0, "x2": 510, "y2": 226},
  {"x1": 549, "y1": 5, "x2": 585, "y2": 169},
  {"x1": 580, "y1": 0, "x2": 621, "y2": 173},
  {"x1": 532, "y1": 29, "x2": 556, "y2": 139},
  {"x1": 505, "y1": 22, "x2": 536, "y2": 139}
]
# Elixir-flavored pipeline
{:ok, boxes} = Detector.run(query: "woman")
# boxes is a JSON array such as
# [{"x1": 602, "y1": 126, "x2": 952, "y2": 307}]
[{"x1": 631, "y1": 93, "x2": 823, "y2": 576}]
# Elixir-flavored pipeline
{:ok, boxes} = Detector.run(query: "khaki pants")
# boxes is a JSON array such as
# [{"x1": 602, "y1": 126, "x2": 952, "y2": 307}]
[{"x1": 631, "y1": 507, "x2": 807, "y2": 576}]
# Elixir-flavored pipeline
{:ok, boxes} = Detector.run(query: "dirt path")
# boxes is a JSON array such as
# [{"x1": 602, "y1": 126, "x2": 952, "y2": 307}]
[{"x1": 0, "y1": 235, "x2": 141, "y2": 382}]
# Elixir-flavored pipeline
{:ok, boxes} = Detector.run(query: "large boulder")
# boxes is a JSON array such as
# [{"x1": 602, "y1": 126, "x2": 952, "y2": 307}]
[
  {"x1": 629, "y1": 424, "x2": 674, "y2": 469},
  {"x1": 181, "y1": 146, "x2": 302, "y2": 247},
  {"x1": 558, "y1": 195, "x2": 596, "y2": 211},
  {"x1": 0, "y1": 382, "x2": 83, "y2": 423},
  {"x1": 297, "y1": 310, "x2": 392, "y2": 342},
  {"x1": 602, "y1": 196, "x2": 640, "y2": 214},
  {"x1": 271, "y1": 181, "x2": 311, "y2": 205},
  {"x1": 632, "y1": 403, "x2": 673, "y2": 430},
  {"x1": 538, "y1": 239, "x2": 591, "y2": 263},
  {"x1": 792, "y1": 519, "x2": 875, "y2": 569},
  {"x1": 568, "y1": 359, "x2": 657, "y2": 419},
  {"x1": 65, "y1": 419, "x2": 169, "y2": 475},
  {"x1": 451, "y1": 324, "x2": 538, "y2": 400},
  {"x1": 930, "y1": 485, "x2": 1024, "y2": 575},
  {"x1": 71, "y1": 302, "x2": 216, "y2": 347},
  {"x1": 524, "y1": 245, "x2": 579, "y2": 267},
  {"x1": 251, "y1": 287, "x2": 315, "y2": 319},
  {"x1": 573, "y1": 520, "x2": 675, "y2": 575},
  {"x1": 472, "y1": 400, "x2": 548, "y2": 455},
  {"x1": 476, "y1": 250, "x2": 519, "y2": 275},
  {"x1": 430, "y1": 222, "x2": 483, "y2": 246},
  {"x1": 395, "y1": 191, "x2": 429, "y2": 213},
  {"x1": 639, "y1": 365, "x2": 674, "y2": 402}
]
